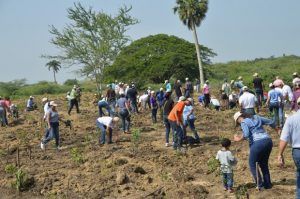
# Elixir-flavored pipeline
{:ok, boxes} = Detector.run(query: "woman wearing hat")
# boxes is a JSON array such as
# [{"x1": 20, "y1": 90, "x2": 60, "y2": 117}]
[
  {"x1": 233, "y1": 112, "x2": 278, "y2": 190},
  {"x1": 41, "y1": 101, "x2": 60, "y2": 150}
]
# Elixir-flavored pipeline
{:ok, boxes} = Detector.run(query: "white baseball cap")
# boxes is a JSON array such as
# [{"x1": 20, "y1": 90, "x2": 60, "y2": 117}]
[{"x1": 178, "y1": 96, "x2": 186, "y2": 101}]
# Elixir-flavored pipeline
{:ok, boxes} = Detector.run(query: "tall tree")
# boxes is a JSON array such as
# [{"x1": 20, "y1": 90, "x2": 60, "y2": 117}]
[
  {"x1": 45, "y1": 3, "x2": 138, "y2": 92},
  {"x1": 46, "y1": 60, "x2": 61, "y2": 84},
  {"x1": 174, "y1": 0, "x2": 209, "y2": 85}
]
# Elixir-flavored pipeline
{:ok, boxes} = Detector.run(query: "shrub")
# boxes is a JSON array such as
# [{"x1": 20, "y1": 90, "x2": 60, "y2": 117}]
[{"x1": 70, "y1": 148, "x2": 85, "y2": 165}]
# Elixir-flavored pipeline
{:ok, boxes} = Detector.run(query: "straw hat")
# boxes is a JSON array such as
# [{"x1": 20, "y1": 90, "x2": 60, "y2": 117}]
[
  {"x1": 42, "y1": 97, "x2": 48, "y2": 102},
  {"x1": 113, "y1": 117, "x2": 120, "y2": 122},
  {"x1": 178, "y1": 96, "x2": 186, "y2": 101},
  {"x1": 49, "y1": 101, "x2": 57, "y2": 107},
  {"x1": 253, "y1": 73, "x2": 258, "y2": 77},
  {"x1": 233, "y1": 112, "x2": 242, "y2": 125}
]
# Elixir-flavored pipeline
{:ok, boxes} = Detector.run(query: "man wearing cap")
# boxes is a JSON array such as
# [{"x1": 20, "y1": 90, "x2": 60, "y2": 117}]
[
  {"x1": 96, "y1": 116, "x2": 119, "y2": 144},
  {"x1": 292, "y1": 72, "x2": 300, "y2": 87},
  {"x1": 168, "y1": 96, "x2": 188, "y2": 150},
  {"x1": 26, "y1": 96, "x2": 37, "y2": 111},
  {"x1": 163, "y1": 90, "x2": 174, "y2": 147},
  {"x1": 68, "y1": 85, "x2": 80, "y2": 115},
  {"x1": 252, "y1": 73, "x2": 264, "y2": 110},
  {"x1": 184, "y1": 78, "x2": 193, "y2": 98},
  {"x1": 41, "y1": 101, "x2": 60, "y2": 150},
  {"x1": 278, "y1": 97, "x2": 300, "y2": 198},
  {"x1": 266, "y1": 83, "x2": 284, "y2": 128},
  {"x1": 42, "y1": 98, "x2": 50, "y2": 120},
  {"x1": 239, "y1": 86, "x2": 257, "y2": 115},
  {"x1": 174, "y1": 80, "x2": 182, "y2": 101}
]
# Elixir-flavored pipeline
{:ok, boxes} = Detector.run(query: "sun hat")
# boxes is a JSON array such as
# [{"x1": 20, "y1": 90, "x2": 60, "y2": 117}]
[
  {"x1": 269, "y1": 83, "x2": 274, "y2": 88},
  {"x1": 151, "y1": 91, "x2": 155, "y2": 94},
  {"x1": 178, "y1": 96, "x2": 186, "y2": 102},
  {"x1": 160, "y1": 88, "x2": 163, "y2": 91},
  {"x1": 42, "y1": 97, "x2": 48, "y2": 102},
  {"x1": 113, "y1": 117, "x2": 120, "y2": 122},
  {"x1": 30, "y1": 96, "x2": 34, "y2": 99},
  {"x1": 242, "y1": 86, "x2": 248, "y2": 91},
  {"x1": 187, "y1": 98, "x2": 193, "y2": 103},
  {"x1": 185, "y1": 77, "x2": 189, "y2": 81},
  {"x1": 233, "y1": 112, "x2": 243, "y2": 124},
  {"x1": 230, "y1": 80, "x2": 235, "y2": 84},
  {"x1": 293, "y1": 72, "x2": 298, "y2": 76},
  {"x1": 238, "y1": 76, "x2": 243, "y2": 80},
  {"x1": 253, "y1": 73, "x2": 258, "y2": 77},
  {"x1": 49, "y1": 101, "x2": 57, "y2": 107}
]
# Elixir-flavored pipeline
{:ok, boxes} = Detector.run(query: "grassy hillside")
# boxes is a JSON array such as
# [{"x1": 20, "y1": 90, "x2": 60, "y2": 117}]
[{"x1": 208, "y1": 55, "x2": 300, "y2": 89}]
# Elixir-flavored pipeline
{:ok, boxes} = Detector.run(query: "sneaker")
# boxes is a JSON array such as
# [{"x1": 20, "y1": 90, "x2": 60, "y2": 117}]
[
  {"x1": 40, "y1": 142, "x2": 45, "y2": 150},
  {"x1": 165, "y1": 143, "x2": 169, "y2": 147}
]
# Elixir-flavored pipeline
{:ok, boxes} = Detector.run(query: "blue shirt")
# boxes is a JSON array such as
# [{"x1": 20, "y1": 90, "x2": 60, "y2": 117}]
[
  {"x1": 281, "y1": 111, "x2": 300, "y2": 148},
  {"x1": 27, "y1": 99, "x2": 34, "y2": 108},
  {"x1": 241, "y1": 115, "x2": 275, "y2": 146},
  {"x1": 156, "y1": 91, "x2": 165, "y2": 106},
  {"x1": 116, "y1": 97, "x2": 127, "y2": 111},
  {"x1": 268, "y1": 89, "x2": 282, "y2": 104},
  {"x1": 166, "y1": 83, "x2": 171, "y2": 91},
  {"x1": 183, "y1": 105, "x2": 195, "y2": 121}
]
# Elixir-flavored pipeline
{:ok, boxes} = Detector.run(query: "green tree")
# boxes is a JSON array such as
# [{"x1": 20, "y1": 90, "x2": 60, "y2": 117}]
[
  {"x1": 45, "y1": 60, "x2": 61, "y2": 84},
  {"x1": 46, "y1": 3, "x2": 138, "y2": 93},
  {"x1": 174, "y1": 0, "x2": 209, "y2": 85},
  {"x1": 104, "y1": 34, "x2": 216, "y2": 86}
]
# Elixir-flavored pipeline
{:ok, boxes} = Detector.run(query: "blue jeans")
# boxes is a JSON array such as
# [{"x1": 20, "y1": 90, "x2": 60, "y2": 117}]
[
  {"x1": 43, "y1": 122, "x2": 60, "y2": 147},
  {"x1": 163, "y1": 115, "x2": 172, "y2": 143},
  {"x1": 129, "y1": 98, "x2": 139, "y2": 113},
  {"x1": 0, "y1": 107, "x2": 6, "y2": 126},
  {"x1": 242, "y1": 108, "x2": 256, "y2": 116},
  {"x1": 96, "y1": 120, "x2": 112, "y2": 144},
  {"x1": 269, "y1": 103, "x2": 284, "y2": 128},
  {"x1": 98, "y1": 101, "x2": 112, "y2": 117},
  {"x1": 255, "y1": 89, "x2": 264, "y2": 106},
  {"x1": 292, "y1": 148, "x2": 300, "y2": 199},
  {"x1": 183, "y1": 118, "x2": 200, "y2": 141},
  {"x1": 249, "y1": 138, "x2": 273, "y2": 189},
  {"x1": 222, "y1": 173, "x2": 233, "y2": 189},
  {"x1": 119, "y1": 109, "x2": 130, "y2": 132},
  {"x1": 108, "y1": 100, "x2": 116, "y2": 116},
  {"x1": 169, "y1": 120, "x2": 183, "y2": 150},
  {"x1": 151, "y1": 108, "x2": 157, "y2": 123}
]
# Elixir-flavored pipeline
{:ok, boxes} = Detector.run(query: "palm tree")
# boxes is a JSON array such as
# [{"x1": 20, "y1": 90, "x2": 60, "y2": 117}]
[
  {"x1": 46, "y1": 60, "x2": 61, "y2": 84},
  {"x1": 174, "y1": 0, "x2": 208, "y2": 85}
]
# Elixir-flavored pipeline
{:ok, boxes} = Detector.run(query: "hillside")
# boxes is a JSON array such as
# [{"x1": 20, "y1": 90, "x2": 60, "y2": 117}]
[
  {"x1": 0, "y1": 92, "x2": 296, "y2": 199},
  {"x1": 208, "y1": 55, "x2": 300, "y2": 88}
]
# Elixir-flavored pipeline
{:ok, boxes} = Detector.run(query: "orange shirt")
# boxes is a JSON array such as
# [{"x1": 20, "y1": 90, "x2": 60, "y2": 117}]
[{"x1": 168, "y1": 101, "x2": 185, "y2": 122}]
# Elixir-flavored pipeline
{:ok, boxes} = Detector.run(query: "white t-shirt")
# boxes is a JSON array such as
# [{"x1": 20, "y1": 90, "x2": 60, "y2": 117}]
[
  {"x1": 139, "y1": 94, "x2": 149, "y2": 103},
  {"x1": 97, "y1": 117, "x2": 114, "y2": 128},
  {"x1": 282, "y1": 85, "x2": 293, "y2": 101},
  {"x1": 210, "y1": 98, "x2": 220, "y2": 106},
  {"x1": 216, "y1": 150, "x2": 236, "y2": 173},
  {"x1": 275, "y1": 87, "x2": 283, "y2": 102},
  {"x1": 43, "y1": 102, "x2": 51, "y2": 119},
  {"x1": 239, "y1": 92, "x2": 256, "y2": 109}
]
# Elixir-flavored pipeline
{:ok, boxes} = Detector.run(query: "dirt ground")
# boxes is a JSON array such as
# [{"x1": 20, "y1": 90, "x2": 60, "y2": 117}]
[{"x1": 0, "y1": 92, "x2": 297, "y2": 199}]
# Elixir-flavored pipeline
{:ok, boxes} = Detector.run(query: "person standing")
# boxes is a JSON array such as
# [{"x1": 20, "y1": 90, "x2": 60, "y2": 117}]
[
  {"x1": 162, "y1": 91, "x2": 174, "y2": 147},
  {"x1": 126, "y1": 84, "x2": 139, "y2": 113},
  {"x1": 156, "y1": 88, "x2": 165, "y2": 121},
  {"x1": 185, "y1": 78, "x2": 193, "y2": 98},
  {"x1": 278, "y1": 97, "x2": 300, "y2": 198},
  {"x1": 150, "y1": 91, "x2": 158, "y2": 123},
  {"x1": 221, "y1": 79, "x2": 231, "y2": 109},
  {"x1": 202, "y1": 80, "x2": 211, "y2": 109},
  {"x1": 182, "y1": 98, "x2": 200, "y2": 143},
  {"x1": 195, "y1": 79, "x2": 200, "y2": 93},
  {"x1": 96, "y1": 116, "x2": 119, "y2": 144},
  {"x1": 41, "y1": 101, "x2": 60, "y2": 150},
  {"x1": 239, "y1": 86, "x2": 256, "y2": 115},
  {"x1": 233, "y1": 112, "x2": 277, "y2": 190},
  {"x1": 266, "y1": 83, "x2": 284, "y2": 128},
  {"x1": 0, "y1": 97, "x2": 9, "y2": 126},
  {"x1": 291, "y1": 83, "x2": 300, "y2": 112},
  {"x1": 68, "y1": 85, "x2": 80, "y2": 115},
  {"x1": 216, "y1": 138, "x2": 237, "y2": 193},
  {"x1": 168, "y1": 96, "x2": 188, "y2": 151},
  {"x1": 174, "y1": 80, "x2": 182, "y2": 101},
  {"x1": 116, "y1": 94, "x2": 131, "y2": 134},
  {"x1": 106, "y1": 84, "x2": 117, "y2": 116},
  {"x1": 165, "y1": 80, "x2": 172, "y2": 92},
  {"x1": 252, "y1": 73, "x2": 264, "y2": 109},
  {"x1": 228, "y1": 91, "x2": 238, "y2": 109}
]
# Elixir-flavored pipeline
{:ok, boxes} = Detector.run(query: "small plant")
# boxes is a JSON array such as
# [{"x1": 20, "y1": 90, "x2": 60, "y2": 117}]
[
  {"x1": 5, "y1": 164, "x2": 30, "y2": 192},
  {"x1": 70, "y1": 148, "x2": 85, "y2": 165},
  {"x1": 5, "y1": 163, "x2": 17, "y2": 174},
  {"x1": 131, "y1": 128, "x2": 141, "y2": 155},
  {"x1": 207, "y1": 157, "x2": 220, "y2": 174}
]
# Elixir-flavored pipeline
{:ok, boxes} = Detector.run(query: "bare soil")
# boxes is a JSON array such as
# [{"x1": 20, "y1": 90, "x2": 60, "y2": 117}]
[{"x1": 0, "y1": 93, "x2": 296, "y2": 199}]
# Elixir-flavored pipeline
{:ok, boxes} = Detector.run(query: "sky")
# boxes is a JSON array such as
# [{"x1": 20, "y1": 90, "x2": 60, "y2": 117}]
[{"x1": 0, "y1": 0, "x2": 300, "y2": 83}]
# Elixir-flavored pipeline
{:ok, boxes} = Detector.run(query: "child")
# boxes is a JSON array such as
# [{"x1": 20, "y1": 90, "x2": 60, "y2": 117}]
[{"x1": 216, "y1": 138, "x2": 237, "y2": 193}]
